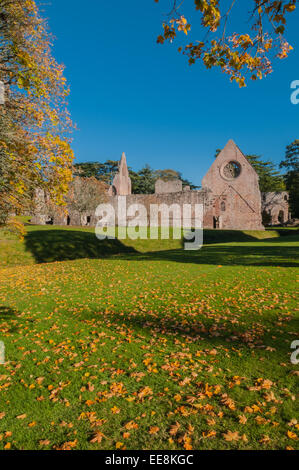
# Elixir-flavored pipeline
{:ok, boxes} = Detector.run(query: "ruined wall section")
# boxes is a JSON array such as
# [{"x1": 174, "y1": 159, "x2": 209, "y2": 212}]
[
  {"x1": 262, "y1": 191, "x2": 290, "y2": 225},
  {"x1": 155, "y1": 179, "x2": 183, "y2": 194},
  {"x1": 106, "y1": 190, "x2": 206, "y2": 227}
]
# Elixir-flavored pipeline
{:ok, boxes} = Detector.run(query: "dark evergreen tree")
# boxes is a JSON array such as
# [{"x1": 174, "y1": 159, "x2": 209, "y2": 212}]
[
  {"x1": 73, "y1": 161, "x2": 119, "y2": 184},
  {"x1": 130, "y1": 166, "x2": 156, "y2": 194},
  {"x1": 246, "y1": 155, "x2": 285, "y2": 192},
  {"x1": 280, "y1": 140, "x2": 299, "y2": 218}
]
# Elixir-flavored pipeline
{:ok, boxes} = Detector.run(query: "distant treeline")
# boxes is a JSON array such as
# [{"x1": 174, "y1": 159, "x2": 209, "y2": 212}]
[{"x1": 73, "y1": 162, "x2": 198, "y2": 194}]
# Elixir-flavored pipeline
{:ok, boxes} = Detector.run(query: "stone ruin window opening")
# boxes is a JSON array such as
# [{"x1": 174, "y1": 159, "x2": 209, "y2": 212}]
[
  {"x1": 213, "y1": 216, "x2": 220, "y2": 229},
  {"x1": 278, "y1": 210, "x2": 284, "y2": 224},
  {"x1": 86, "y1": 216, "x2": 91, "y2": 226},
  {"x1": 221, "y1": 201, "x2": 226, "y2": 212},
  {"x1": 262, "y1": 210, "x2": 271, "y2": 226},
  {"x1": 46, "y1": 217, "x2": 54, "y2": 225},
  {"x1": 67, "y1": 216, "x2": 71, "y2": 226},
  {"x1": 221, "y1": 161, "x2": 241, "y2": 180}
]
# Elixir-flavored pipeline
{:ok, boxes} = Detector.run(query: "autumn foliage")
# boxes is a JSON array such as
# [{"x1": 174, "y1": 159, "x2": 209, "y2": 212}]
[
  {"x1": 155, "y1": 0, "x2": 296, "y2": 86},
  {"x1": 0, "y1": 0, "x2": 74, "y2": 226}
]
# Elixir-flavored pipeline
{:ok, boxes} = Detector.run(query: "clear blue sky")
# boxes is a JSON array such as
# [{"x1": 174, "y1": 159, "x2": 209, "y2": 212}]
[{"x1": 41, "y1": 0, "x2": 299, "y2": 187}]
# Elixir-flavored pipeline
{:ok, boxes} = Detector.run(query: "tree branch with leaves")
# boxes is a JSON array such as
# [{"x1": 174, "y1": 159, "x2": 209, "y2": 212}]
[{"x1": 155, "y1": 0, "x2": 296, "y2": 86}]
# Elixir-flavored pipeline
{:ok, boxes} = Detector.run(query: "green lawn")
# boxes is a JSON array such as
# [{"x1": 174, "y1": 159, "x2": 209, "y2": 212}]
[{"x1": 0, "y1": 224, "x2": 298, "y2": 450}]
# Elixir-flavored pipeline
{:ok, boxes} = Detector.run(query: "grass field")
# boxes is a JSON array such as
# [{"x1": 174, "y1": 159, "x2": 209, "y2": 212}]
[{"x1": 0, "y1": 223, "x2": 298, "y2": 450}]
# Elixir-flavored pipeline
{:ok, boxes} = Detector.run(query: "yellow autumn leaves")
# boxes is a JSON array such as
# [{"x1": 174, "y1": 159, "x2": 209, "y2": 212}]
[{"x1": 155, "y1": 0, "x2": 296, "y2": 86}]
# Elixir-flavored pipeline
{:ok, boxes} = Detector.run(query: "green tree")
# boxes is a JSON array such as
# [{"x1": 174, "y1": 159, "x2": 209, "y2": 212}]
[
  {"x1": 246, "y1": 155, "x2": 285, "y2": 192},
  {"x1": 74, "y1": 161, "x2": 119, "y2": 184},
  {"x1": 280, "y1": 140, "x2": 299, "y2": 218},
  {"x1": 155, "y1": 169, "x2": 198, "y2": 189},
  {"x1": 155, "y1": 169, "x2": 181, "y2": 181},
  {"x1": 130, "y1": 166, "x2": 156, "y2": 194},
  {"x1": 180, "y1": 177, "x2": 199, "y2": 190}
]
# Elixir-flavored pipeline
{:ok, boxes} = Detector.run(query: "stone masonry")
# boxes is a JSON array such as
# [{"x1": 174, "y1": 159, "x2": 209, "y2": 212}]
[
  {"x1": 261, "y1": 191, "x2": 290, "y2": 225},
  {"x1": 108, "y1": 152, "x2": 132, "y2": 196}
]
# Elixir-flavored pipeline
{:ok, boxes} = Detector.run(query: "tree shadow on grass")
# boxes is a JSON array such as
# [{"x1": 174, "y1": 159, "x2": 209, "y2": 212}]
[
  {"x1": 118, "y1": 229, "x2": 299, "y2": 267},
  {"x1": 24, "y1": 230, "x2": 136, "y2": 264},
  {"x1": 24, "y1": 228, "x2": 298, "y2": 267},
  {"x1": 74, "y1": 306, "x2": 298, "y2": 358},
  {"x1": 0, "y1": 306, "x2": 18, "y2": 320},
  {"x1": 0, "y1": 307, "x2": 20, "y2": 334},
  {"x1": 133, "y1": 244, "x2": 299, "y2": 268}
]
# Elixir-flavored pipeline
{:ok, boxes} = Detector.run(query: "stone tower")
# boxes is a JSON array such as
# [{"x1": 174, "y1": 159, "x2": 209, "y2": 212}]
[
  {"x1": 202, "y1": 139, "x2": 264, "y2": 230},
  {"x1": 110, "y1": 152, "x2": 132, "y2": 196}
]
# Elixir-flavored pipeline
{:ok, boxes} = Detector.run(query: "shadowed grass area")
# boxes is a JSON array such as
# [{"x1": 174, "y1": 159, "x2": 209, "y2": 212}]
[
  {"x1": 22, "y1": 226, "x2": 299, "y2": 268},
  {"x1": 0, "y1": 224, "x2": 298, "y2": 267},
  {"x1": 24, "y1": 229, "x2": 136, "y2": 264},
  {"x1": 0, "y1": 306, "x2": 18, "y2": 320},
  {"x1": 130, "y1": 244, "x2": 299, "y2": 268}
]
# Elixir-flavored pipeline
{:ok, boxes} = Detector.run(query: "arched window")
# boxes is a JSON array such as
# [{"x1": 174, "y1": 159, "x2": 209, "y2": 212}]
[{"x1": 221, "y1": 201, "x2": 226, "y2": 212}]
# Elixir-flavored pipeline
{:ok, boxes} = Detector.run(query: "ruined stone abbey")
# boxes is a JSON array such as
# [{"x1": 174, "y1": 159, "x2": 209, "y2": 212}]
[{"x1": 32, "y1": 140, "x2": 290, "y2": 230}]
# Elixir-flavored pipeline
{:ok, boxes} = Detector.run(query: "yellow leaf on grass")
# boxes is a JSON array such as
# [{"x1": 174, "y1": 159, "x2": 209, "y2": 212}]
[
  {"x1": 39, "y1": 440, "x2": 51, "y2": 446},
  {"x1": 111, "y1": 406, "x2": 120, "y2": 414},
  {"x1": 124, "y1": 421, "x2": 138, "y2": 430},
  {"x1": 169, "y1": 422, "x2": 180, "y2": 436},
  {"x1": 287, "y1": 430, "x2": 298, "y2": 440},
  {"x1": 90, "y1": 431, "x2": 105, "y2": 444},
  {"x1": 149, "y1": 426, "x2": 160, "y2": 435},
  {"x1": 223, "y1": 431, "x2": 240, "y2": 442},
  {"x1": 260, "y1": 435, "x2": 271, "y2": 445},
  {"x1": 238, "y1": 415, "x2": 247, "y2": 424}
]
